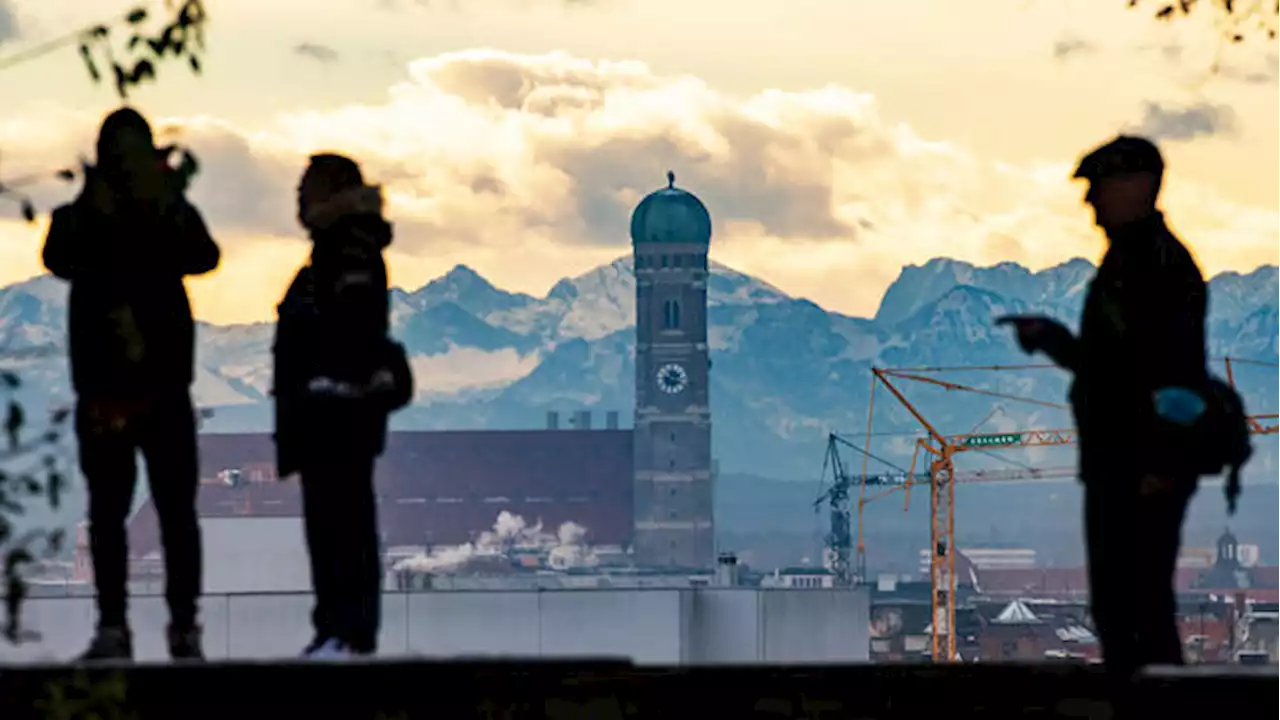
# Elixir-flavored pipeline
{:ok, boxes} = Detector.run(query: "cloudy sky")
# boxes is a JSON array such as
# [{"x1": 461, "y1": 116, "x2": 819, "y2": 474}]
[{"x1": 0, "y1": 0, "x2": 1275, "y2": 324}]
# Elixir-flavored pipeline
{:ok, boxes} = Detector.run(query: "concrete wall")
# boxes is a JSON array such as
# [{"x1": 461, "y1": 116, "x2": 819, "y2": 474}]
[
  {"x1": 1, "y1": 588, "x2": 869, "y2": 665},
  {"x1": 203, "y1": 517, "x2": 312, "y2": 594}
]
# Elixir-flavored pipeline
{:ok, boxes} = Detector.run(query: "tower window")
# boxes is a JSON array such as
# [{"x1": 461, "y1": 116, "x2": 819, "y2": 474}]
[
  {"x1": 673, "y1": 254, "x2": 684, "y2": 268},
  {"x1": 660, "y1": 255, "x2": 669, "y2": 268},
  {"x1": 662, "y1": 299, "x2": 681, "y2": 329}
]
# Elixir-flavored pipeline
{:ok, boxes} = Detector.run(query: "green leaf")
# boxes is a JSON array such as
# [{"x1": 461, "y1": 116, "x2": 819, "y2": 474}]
[
  {"x1": 113, "y1": 64, "x2": 131, "y2": 100},
  {"x1": 4, "y1": 546, "x2": 32, "y2": 572},
  {"x1": 55, "y1": 168, "x2": 76, "y2": 182},
  {"x1": 0, "y1": 372, "x2": 18, "y2": 389},
  {"x1": 47, "y1": 471, "x2": 64, "y2": 511},
  {"x1": 79, "y1": 44, "x2": 101, "y2": 84},
  {"x1": 130, "y1": 59, "x2": 156, "y2": 84},
  {"x1": 20, "y1": 199, "x2": 35, "y2": 223},
  {"x1": 47, "y1": 529, "x2": 65, "y2": 555},
  {"x1": 4, "y1": 401, "x2": 24, "y2": 450},
  {"x1": 126, "y1": 8, "x2": 149, "y2": 25},
  {"x1": 188, "y1": 54, "x2": 201, "y2": 74}
]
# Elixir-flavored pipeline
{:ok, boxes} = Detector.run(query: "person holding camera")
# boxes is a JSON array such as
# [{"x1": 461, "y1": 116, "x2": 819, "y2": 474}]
[
  {"x1": 273, "y1": 153, "x2": 412, "y2": 660},
  {"x1": 42, "y1": 107, "x2": 221, "y2": 662}
]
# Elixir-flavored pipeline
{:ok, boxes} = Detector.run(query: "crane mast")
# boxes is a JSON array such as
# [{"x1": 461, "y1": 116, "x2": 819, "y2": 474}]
[{"x1": 861, "y1": 359, "x2": 1278, "y2": 663}]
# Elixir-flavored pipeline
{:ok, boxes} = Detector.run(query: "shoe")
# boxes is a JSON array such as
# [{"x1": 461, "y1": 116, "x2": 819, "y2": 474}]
[
  {"x1": 77, "y1": 626, "x2": 133, "y2": 662},
  {"x1": 168, "y1": 624, "x2": 205, "y2": 661},
  {"x1": 303, "y1": 637, "x2": 355, "y2": 660},
  {"x1": 300, "y1": 635, "x2": 330, "y2": 657}
]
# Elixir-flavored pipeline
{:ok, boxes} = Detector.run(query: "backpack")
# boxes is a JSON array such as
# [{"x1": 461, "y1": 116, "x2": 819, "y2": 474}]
[{"x1": 1187, "y1": 377, "x2": 1252, "y2": 515}]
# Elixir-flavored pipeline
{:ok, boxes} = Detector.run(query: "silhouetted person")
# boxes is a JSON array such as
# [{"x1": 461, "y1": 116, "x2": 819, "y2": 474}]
[
  {"x1": 42, "y1": 107, "x2": 220, "y2": 661},
  {"x1": 998, "y1": 136, "x2": 1211, "y2": 678},
  {"x1": 273, "y1": 154, "x2": 412, "y2": 659}
]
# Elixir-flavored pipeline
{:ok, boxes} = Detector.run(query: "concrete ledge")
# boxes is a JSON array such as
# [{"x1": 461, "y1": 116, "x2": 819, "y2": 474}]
[{"x1": 0, "y1": 660, "x2": 1273, "y2": 719}]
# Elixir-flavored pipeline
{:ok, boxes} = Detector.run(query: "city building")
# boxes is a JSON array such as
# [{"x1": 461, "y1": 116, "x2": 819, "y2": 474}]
[
  {"x1": 121, "y1": 173, "x2": 718, "y2": 579},
  {"x1": 918, "y1": 547, "x2": 1037, "y2": 574}
]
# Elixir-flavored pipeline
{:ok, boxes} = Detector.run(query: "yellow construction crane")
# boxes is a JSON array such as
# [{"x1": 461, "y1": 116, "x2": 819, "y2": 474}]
[
  {"x1": 818, "y1": 433, "x2": 1077, "y2": 587},
  {"x1": 863, "y1": 357, "x2": 1278, "y2": 663}
]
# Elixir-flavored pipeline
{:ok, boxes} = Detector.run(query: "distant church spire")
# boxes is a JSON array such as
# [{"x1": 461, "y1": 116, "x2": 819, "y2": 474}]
[{"x1": 666, "y1": 170, "x2": 675, "y2": 189}]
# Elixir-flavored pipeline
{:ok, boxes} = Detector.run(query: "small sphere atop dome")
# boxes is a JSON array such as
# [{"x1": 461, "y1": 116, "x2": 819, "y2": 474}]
[{"x1": 629, "y1": 170, "x2": 712, "y2": 246}]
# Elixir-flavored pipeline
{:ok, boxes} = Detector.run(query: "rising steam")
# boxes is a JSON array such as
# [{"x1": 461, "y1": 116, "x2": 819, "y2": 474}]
[{"x1": 392, "y1": 511, "x2": 599, "y2": 573}]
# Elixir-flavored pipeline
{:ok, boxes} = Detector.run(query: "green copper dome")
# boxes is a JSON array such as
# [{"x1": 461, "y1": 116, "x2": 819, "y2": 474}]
[{"x1": 629, "y1": 171, "x2": 712, "y2": 246}]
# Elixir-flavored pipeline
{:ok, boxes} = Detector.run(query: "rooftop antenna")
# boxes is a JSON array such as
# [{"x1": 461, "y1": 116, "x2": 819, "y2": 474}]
[{"x1": 666, "y1": 170, "x2": 675, "y2": 189}]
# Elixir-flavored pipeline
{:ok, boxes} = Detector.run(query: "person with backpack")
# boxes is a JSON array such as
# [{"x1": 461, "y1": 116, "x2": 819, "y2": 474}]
[
  {"x1": 272, "y1": 153, "x2": 413, "y2": 659},
  {"x1": 42, "y1": 107, "x2": 220, "y2": 661},
  {"x1": 997, "y1": 136, "x2": 1251, "y2": 678}
]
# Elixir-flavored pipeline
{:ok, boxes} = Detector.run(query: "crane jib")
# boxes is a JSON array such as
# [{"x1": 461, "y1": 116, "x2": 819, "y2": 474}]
[{"x1": 961, "y1": 433, "x2": 1023, "y2": 447}]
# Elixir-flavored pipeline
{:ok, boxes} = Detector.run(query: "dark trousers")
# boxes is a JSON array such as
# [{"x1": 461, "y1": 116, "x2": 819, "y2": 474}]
[
  {"x1": 1083, "y1": 472, "x2": 1195, "y2": 677},
  {"x1": 77, "y1": 391, "x2": 201, "y2": 631},
  {"x1": 300, "y1": 454, "x2": 381, "y2": 654}
]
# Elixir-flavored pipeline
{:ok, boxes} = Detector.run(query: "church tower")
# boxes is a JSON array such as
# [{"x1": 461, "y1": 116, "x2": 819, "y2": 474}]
[{"x1": 629, "y1": 171, "x2": 714, "y2": 570}]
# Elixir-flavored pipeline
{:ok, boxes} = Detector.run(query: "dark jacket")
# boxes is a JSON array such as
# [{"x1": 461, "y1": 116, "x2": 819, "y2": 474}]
[
  {"x1": 1063, "y1": 212, "x2": 1208, "y2": 480},
  {"x1": 272, "y1": 185, "x2": 395, "y2": 477},
  {"x1": 41, "y1": 196, "x2": 220, "y2": 398}
]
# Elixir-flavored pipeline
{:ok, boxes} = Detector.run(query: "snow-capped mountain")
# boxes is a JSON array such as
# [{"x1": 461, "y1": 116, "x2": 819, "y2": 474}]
[{"x1": 1, "y1": 257, "x2": 1276, "y2": 482}]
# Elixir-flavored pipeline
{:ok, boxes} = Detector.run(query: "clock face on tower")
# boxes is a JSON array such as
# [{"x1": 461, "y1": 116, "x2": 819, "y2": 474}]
[{"x1": 656, "y1": 363, "x2": 688, "y2": 394}]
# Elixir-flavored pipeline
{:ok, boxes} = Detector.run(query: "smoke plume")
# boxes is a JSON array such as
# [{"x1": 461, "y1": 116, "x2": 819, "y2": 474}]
[{"x1": 392, "y1": 511, "x2": 599, "y2": 573}]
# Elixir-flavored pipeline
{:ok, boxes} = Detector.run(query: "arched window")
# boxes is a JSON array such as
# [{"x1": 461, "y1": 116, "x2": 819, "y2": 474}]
[{"x1": 662, "y1": 299, "x2": 681, "y2": 329}]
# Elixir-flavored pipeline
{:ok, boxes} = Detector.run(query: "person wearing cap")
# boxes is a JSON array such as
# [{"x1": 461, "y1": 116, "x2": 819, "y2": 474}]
[
  {"x1": 997, "y1": 135, "x2": 1208, "y2": 676},
  {"x1": 42, "y1": 107, "x2": 221, "y2": 662}
]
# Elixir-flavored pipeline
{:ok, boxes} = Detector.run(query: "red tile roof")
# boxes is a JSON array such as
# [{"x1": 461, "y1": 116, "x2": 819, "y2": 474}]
[{"x1": 128, "y1": 429, "x2": 634, "y2": 557}]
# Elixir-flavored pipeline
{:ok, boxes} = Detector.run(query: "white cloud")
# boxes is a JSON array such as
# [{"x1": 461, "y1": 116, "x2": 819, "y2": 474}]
[
  {"x1": 0, "y1": 48, "x2": 1275, "y2": 322},
  {"x1": 410, "y1": 344, "x2": 541, "y2": 395}
]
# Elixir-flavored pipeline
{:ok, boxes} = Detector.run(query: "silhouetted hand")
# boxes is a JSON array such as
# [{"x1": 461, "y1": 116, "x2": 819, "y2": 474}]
[{"x1": 994, "y1": 315, "x2": 1072, "y2": 357}]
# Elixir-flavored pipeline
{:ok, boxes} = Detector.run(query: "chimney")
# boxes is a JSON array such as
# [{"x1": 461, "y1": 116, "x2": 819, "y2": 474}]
[
  {"x1": 605, "y1": 410, "x2": 620, "y2": 429},
  {"x1": 715, "y1": 552, "x2": 740, "y2": 587},
  {"x1": 546, "y1": 411, "x2": 560, "y2": 430},
  {"x1": 574, "y1": 410, "x2": 592, "y2": 430}
]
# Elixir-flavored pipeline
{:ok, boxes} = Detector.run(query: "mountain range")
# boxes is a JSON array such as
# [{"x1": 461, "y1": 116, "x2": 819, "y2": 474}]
[{"x1": 1, "y1": 256, "x2": 1276, "y2": 487}]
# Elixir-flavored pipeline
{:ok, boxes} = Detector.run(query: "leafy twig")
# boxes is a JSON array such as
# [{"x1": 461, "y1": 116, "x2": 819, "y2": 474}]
[
  {"x1": 1131, "y1": 0, "x2": 1279, "y2": 41},
  {"x1": 78, "y1": 1, "x2": 208, "y2": 100}
]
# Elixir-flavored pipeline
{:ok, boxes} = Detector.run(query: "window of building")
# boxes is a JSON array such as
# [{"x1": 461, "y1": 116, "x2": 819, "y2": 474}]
[
  {"x1": 662, "y1": 299, "x2": 681, "y2": 329},
  {"x1": 660, "y1": 254, "x2": 669, "y2": 268},
  {"x1": 673, "y1": 254, "x2": 684, "y2": 268}
]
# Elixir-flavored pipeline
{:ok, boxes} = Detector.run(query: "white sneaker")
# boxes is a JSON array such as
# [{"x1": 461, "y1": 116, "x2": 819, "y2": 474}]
[{"x1": 302, "y1": 638, "x2": 355, "y2": 660}]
